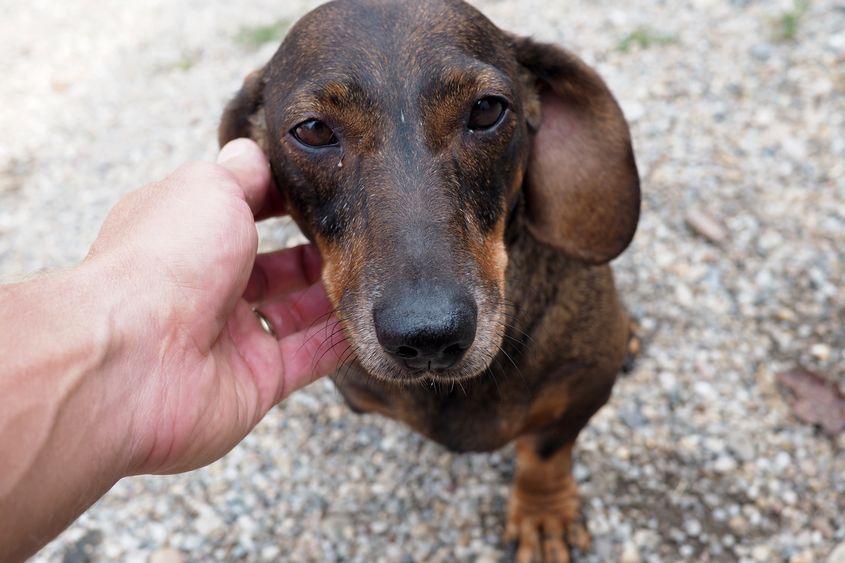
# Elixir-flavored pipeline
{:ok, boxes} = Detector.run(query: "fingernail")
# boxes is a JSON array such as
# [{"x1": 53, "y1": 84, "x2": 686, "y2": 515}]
[{"x1": 217, "y1": 139, "x2": 249, "y2": 164}]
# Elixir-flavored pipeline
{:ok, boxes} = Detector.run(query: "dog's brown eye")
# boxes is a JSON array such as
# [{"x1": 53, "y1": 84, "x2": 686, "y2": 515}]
[
  {"x1": 292, "y1": 119, "x2": 338, "y2": 148},
  {"x1": 468, "y1": 97, "x2": 507, "y2": 131}
]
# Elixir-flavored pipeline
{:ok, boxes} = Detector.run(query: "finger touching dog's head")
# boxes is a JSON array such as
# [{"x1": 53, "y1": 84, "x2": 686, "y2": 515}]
[{"x1": 219, "y1": 0, "x2": 640, "y2": 383}]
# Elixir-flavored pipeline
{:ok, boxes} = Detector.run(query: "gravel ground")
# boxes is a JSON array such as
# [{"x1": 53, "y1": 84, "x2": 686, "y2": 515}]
[{"x1": 2, "y1": 0, "x2": 844, "y2": 561}]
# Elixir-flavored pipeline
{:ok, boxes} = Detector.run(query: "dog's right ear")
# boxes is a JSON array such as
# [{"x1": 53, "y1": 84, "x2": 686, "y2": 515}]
[{"x1": 218, "y1": 67, "x2": 269, "y2": 151}]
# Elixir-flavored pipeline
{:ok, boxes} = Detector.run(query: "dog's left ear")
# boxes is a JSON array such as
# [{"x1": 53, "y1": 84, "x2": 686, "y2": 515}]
[
  {"x1": 514, "y1": 37, "x2": 640, "y2": 264},
  {"x1": 218, "y1": 67, "x2": 269, "y2": 151}
]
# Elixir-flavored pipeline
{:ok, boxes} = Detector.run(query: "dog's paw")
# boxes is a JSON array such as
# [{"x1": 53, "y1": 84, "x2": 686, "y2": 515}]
[{"x1": 504, "y1": 491, "x2": 590, "y2": 563}]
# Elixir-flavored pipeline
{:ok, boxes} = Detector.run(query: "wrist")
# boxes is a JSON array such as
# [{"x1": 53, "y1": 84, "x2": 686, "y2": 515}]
[{"x1": 70, "y1": 257, "x2": 153, "y2": 475}]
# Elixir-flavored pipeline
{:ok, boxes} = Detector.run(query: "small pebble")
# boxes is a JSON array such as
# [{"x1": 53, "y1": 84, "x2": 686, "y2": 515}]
[
  {"x1": 685, "y1": 209, "x2": 729, "y2": 246},
  {"x1": 714, "y1": 455, "x2": 738, "y2": 473},
  {"x1": 810, "y1": 343, "x2": 831, "y2": 361},
  {"x1": 148, "y1": 548, "x2": 184, "y2": 563},
  {"x1": 620, "y1": 540, "x2": 641, "y2": 563}
]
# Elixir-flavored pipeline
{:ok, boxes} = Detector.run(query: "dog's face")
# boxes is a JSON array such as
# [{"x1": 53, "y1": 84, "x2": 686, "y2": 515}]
[{"x1": 220, "y1": 0, "x2": 639, "y2": 383}]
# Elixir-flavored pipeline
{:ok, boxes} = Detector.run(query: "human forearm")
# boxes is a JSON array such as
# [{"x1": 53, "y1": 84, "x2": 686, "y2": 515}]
[{"x1": 0, "y1": 263, "x2": 134, "y2": 561}]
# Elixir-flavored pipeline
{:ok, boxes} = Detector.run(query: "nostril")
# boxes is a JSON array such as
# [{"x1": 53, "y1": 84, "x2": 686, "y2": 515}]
[
  {"x1": 442, "y1": 342, "x2": 467, "y2": 358},
  {"x1": 396, "y1": 345, "x2": 419, "y2": 359}
]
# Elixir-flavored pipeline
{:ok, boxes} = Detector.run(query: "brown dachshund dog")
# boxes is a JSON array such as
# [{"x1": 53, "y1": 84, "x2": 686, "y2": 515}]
[{"x1": 219, "y1": 0, "x2": 639, "y2": 560}]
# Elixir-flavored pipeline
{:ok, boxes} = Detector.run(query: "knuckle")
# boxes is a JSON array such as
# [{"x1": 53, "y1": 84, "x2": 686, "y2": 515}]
[
  {"x1": 168, "y1": 161, "x2": 246, "y2": 203},
  {"x1": 173, "y1": 160, "x2": 235, "y2": 188}
]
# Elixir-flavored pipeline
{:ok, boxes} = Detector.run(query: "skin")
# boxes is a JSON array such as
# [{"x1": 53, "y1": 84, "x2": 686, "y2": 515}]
[
  {"x1": 220, "y1": 1, "x2": 640, "y2": 561},
  {"x1": 0, "y1": 139, "x2": 344, "y2": 562}
]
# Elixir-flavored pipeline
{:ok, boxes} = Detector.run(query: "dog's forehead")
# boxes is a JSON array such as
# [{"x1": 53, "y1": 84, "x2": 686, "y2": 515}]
[{"x1": 270, "y1": 0, "x2": 512, "y2": 85}]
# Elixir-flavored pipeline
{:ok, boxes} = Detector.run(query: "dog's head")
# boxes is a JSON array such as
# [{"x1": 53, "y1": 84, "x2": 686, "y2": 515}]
[{"x1": 220, "y1": 0, "x2": 639, "y2": 383}]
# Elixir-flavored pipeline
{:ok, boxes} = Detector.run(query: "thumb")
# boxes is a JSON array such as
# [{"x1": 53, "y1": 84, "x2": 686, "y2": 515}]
[{"x1": 217, "y1": 138, "x2": 273, "y2": 216}]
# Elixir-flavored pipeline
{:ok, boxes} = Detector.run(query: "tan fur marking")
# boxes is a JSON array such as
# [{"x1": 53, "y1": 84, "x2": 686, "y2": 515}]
[
  {"x1": 468, "y1": 216, "x2": 508, "y2": 294},
  {"x1": 506, "y1": 438, "x2": 589, "y2": 563},
  {"x1": 524, "y1": 391, "x2": 570, "y2": 433},
  {"x1": 248, "y1": 107, "x2": 268, "y2": 153},
  {"x1": 316, "y1": 235, "x2": 364, "y2": 308}
]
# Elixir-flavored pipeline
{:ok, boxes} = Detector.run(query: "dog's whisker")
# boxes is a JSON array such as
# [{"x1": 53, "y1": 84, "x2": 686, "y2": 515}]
[
  {"x1": 487, "y1": 357, "x2": 502, "y2": 396},
  {"x1": 295, "y1": 314, "x2": 340, "y2": 355},
  {"x1": 495, "y1": 355, "x2": 524, "y2": 390},
  {"x1": 307, "y1": 320, "x2": 346, "y2": 374},
  {"x1": 333, "y1": 344, "x2": 356, "y2": 387},
  {"x1": 333, "y1": 344, "x2": 353, "y2": 373},
  {"x1": 307, "y1": 309, "x2": 335, "y2": 327},
  {"x1": 497, "y1": 319, "x2": 535, "y2": 345},
  {"x1": 457, "y1": 379, "x2": 467, "y2": 397},
  {"x1": 479, "y1": 349, "x2": 509, "y2": 396},
  {"x1": 491, "y1": 321, "x2": 530, "y2": 356},
  {"x1": 500, "y1": 332, "x2": 528, "y2": 350},
  {"x1": 322, "y1": 309, "x2": 333, "y2": 339},
  {"x1": 337, "y1": 343, "x2": 362, "y2": 386},
  {"x1": 310, "y1": 337, "x2": 345, "y2": 379},
  {"x1": 328, "y1": 342, "x2": 354, "y2": 379},
  {"x1": 493, "y1": 320, "x2": 529, "y2": 346},
  {"x1": 490, "y1": 344, "x2": 526, "y2": 388},
  {"x1": 299, "y1": 322, "x2": 341, "y2": 366},
  {"x1": 497, "y1": 343, "x2": 521, "y2": 374},
  {"x1": 310, "y1": 324, "x2": 350, "y2": 375},
  {"x1": 498, "y1": 301, "x2": 526, "y2": 322}
]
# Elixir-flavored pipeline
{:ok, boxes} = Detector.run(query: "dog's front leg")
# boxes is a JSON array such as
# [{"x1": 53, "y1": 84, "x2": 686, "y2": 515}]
[{"x1": 505, "y1": 436, "x2": 590, "y2": 563}]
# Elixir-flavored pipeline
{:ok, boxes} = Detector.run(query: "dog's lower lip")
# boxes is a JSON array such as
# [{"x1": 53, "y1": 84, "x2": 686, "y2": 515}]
[
  {"x1": 396, "y1": 367, "x2": 450, "y2": 381},
  {"x1": 397, "y1": 367, "x2": 487, "y2": 384}
]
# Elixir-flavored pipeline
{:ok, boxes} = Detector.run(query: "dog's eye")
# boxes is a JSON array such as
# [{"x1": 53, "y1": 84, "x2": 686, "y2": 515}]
[
  {"x1": 292, "y1": 119, "x2": 338, "y2": 148},
  {"x1": 468, "y1": 97, "x2": 508, "y2": 131}
]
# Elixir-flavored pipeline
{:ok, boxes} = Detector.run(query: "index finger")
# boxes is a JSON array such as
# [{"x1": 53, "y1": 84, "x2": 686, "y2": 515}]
[{"x1": 243, "y1": 244, "x2": 324, "y2": 303}]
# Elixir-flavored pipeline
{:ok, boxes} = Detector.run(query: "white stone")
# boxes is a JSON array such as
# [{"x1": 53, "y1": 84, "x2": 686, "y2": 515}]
[
  {"x1": 684, "y1": 519, "x2": 703, "y2": 537},
  {"x1": 714, "y1": 455, "x2": 738, "y2": 473},
  {"x1": 193, "y1": 510, "x2": 224, "y2": 536},
  {"x1": 752, "y1": 545, "x2": 772, "y2": 561},
  {"x1": 811, "y1": 343, "x2": 831, "y2": 361}
]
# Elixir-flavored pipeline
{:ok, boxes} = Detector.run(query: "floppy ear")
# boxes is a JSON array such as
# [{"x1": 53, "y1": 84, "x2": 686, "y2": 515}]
[
  {"x1": 218, "y1": 67, "x2": 269, "y2": 151},
  {"x1": 514, "y1": 37, "x2": 640, "y2": 264}
]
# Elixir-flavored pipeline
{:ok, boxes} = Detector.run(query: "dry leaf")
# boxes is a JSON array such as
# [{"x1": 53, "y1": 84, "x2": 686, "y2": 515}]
[{"x1": 777, "y1": 367, "x2": 845, "y2": 436}]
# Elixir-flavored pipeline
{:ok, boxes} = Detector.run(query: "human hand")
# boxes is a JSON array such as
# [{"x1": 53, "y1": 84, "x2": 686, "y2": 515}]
[
  {"x1": 0, "y1": 139, "x2": 349, "y2": 560},
  {"x1": 85, "y1": 139, "x2": 346, "y2": 475}
]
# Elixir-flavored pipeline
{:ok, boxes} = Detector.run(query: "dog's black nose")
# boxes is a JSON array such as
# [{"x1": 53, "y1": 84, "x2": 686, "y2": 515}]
[{"x1": 373, "y1": 285, "x2": 477, "y2": 372}]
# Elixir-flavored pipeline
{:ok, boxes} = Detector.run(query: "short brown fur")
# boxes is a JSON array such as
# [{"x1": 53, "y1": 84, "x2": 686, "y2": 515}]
[{"x1": 219, "y1": 1, "x2": 639, "y2": 560}]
